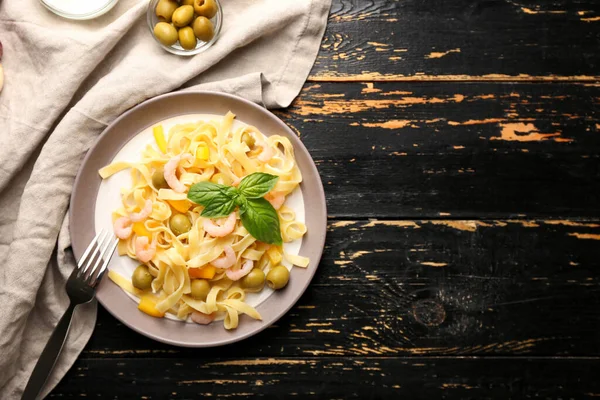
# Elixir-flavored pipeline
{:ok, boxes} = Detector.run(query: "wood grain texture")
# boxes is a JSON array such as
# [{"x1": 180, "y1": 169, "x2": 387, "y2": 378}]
[
  {"x1": 80, "y1": 220, "x2": 600, "y2": 359},
  {"x1": 311, "y1": 0, "x2": 600, "y2": 80},
  {"x1": 278, "y1": 82, "x2": 600, "y2": 218},
  {"x1": 49, "y1": 357, "x2": 600, "y2": 399}
]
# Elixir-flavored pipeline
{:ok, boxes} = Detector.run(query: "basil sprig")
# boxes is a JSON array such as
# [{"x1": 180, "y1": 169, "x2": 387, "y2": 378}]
[{"x1": 187, "y1": 172, "x2": 282, "y2": 245}]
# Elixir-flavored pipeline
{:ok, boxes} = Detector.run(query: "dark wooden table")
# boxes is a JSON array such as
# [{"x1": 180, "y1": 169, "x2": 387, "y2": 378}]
[{"x1": 50, "y1": 0, "x2": 600, "y2": 398}]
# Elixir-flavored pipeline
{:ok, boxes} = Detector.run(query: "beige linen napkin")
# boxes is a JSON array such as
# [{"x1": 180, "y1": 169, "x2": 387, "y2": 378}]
[{"x1": 0, "y1": 0, "x2": 330, "y2": 397}]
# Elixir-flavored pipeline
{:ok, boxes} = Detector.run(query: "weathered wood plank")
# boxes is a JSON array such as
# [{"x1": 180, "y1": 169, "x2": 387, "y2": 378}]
[
  {"x1": 277, "y1": 82, "x2": 600, "y2": 218},
  {"x1": 311, "y1": 0, "x2": 600, "y2": 80},
  {"x1": 50, "y1": 357, "x2": 600, "y2": 399},
  {"x1": 82, "y1": 220, "x2": 600, "y2": 358}
]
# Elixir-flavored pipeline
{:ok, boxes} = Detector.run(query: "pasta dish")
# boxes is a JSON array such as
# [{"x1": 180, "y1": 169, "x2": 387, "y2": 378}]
[{"x1": 98, "y1": 112, "x2": 308, "y2": 329}]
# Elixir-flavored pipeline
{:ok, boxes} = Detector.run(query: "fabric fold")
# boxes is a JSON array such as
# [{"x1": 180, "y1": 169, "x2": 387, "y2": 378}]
[{"x1": 0, "y1": 0, "x2": 331, "y2": 397}]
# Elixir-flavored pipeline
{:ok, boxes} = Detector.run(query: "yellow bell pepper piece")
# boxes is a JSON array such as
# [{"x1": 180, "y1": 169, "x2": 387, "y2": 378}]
[
  {"x1": 189, "y1": 265, "x2": 216, "y2": 280},
  {"x1": 267, "y1": 246, "x2": 283, "y2": 265},
  {"x1": 196, "y1": 144, "x2": 209, "y2": 160},
  {"x1": 138, "y1": 294, "x2": 165, "y2": 318},
  {"x1": 168, "y1": 199, "x2": 191, "y2": 214},
  {"x1": 153, "y1": 125, "x2": 167, "y2": 153},
  {"x1": 132, "y1": 222, "x2": 151, "y2": 238}
]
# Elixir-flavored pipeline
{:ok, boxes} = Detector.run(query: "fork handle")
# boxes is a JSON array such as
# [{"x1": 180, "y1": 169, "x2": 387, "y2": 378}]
[{"x1": 21, "y1": 302, "x2": 77, "y2": 400}]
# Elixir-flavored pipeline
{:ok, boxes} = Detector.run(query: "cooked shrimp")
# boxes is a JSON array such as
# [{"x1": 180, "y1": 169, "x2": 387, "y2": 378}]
[
  {"x1": 113, "y1": 217, "x2": 133, "y2": 239},
  {"x1": 203, "y1": 212, "x2": 237, "y2": 237},
  {"x1": 129, "y1": 199, "x2": 153, "y2": 222},
  {"x1": 164, "y1": 154, "x2": 193, "y2": 193},
  {"x1": 210, "y1": 245, "x2": 236, "y2": 269},
  {"x1": 135, "y1": 236, "x2": 156, "y2": 263},
  {"x1": 191, "y1": 311, "x2": 215, "y2": 325},
  {"x1": 256, "y1": 139, "x2": 274, "y2": 162},
  {"x1": 265, "y1": 192, "x2": 285, "y2": 210},
  {"x1": 226, "y1": 259, "x2": 254, "y2": 281}
]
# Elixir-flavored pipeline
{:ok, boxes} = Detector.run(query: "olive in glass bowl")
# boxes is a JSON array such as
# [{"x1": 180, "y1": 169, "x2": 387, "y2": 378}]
[{"x1": 147, "y1": 0, "x2": 222, "y2": 56}]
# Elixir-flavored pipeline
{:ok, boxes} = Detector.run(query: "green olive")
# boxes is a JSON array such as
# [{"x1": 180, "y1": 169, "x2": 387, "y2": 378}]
[
  {"x1": 152, "y1": 167, "x2": 169, "y2": 189},
  {"x1": 241, "y1": 268, "x2": 265, "y2": 289},
  {"x1": 192, "y1": 16, "x2": 214, "y2": 42},
  {"x1": 171, "y1": 5, "x2": 194, "y2": 27},
  {"x1": 266, "y1": 266, "x2": 289, "y2": 290},
  {"x1": 178, "y1": 26, "x2": 197, "y2": 50},
  {"x1": 193, "y1": 0, "x2": 217, "y2": 18},
  {"x1": 155, "y1": 0, "x2": 178, "y2": 22},
  {"x1": 153, "y1": 22, "x2": 178, "y2": 46},
  {"x1": 170, "y1": 214, "x2": 192, "y2": 236},
  {"x1": 190, "y1": 279, "x2": 211, "y2": 300},
  {"x1": 241, "y1": 132, "x2": 255, "y2": 149},
  {"x1": 181, "y1": 0, "x2": 194, "y2": 5},
  {"x1": 132, "y1": 265, "x2": 153, "y2": 290}
]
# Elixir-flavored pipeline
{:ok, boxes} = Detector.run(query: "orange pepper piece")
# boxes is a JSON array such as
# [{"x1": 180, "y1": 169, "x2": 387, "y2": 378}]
[
  {"x1": 138, "y1": 294, "x2": 165, "y2": 318},
  {"x1": 189, "y1": 265, "x2": 216, "y2": 280},
  {"x1": 168, "y1": 200, "x2": 191, "y2": 214}
]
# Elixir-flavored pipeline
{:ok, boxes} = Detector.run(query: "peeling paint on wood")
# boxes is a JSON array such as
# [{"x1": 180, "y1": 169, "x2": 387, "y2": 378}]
[
  {"x1": 569, "y1": 233, "x2": 600, "y2": 240},
  {"x1": 208, "y1": 359, "x2": 313, "y2": 366},
  {"x1": 507, "y1": 220, "x2": 540, "y2": 228},
  {"x1": 429, "y1": 221, "x2": 479, "y2": 232},
  {"x1": 448, "y1": 118, "x2": 509, "y2": 126},
  {"x1": 518, "y1": 6, "x2": 566, "y2": 15},
  {"x1": 362, "y1": 220, "x2": 421, "y2": 229},
  {"x1": 179, "y1": 379, "x2": 248, "y2": 385},
  {"x1": 308, "y1": 73, "x2": 600, "y2": 82},
  {"x1": 420, "y1": 262, "x2": 448, "y2": 267},
  {"x1": 294, "y1": 95, "x2": 465, "y2": 116},
  {"x1": 492, "y1": 123, "x2": 572, "y2": 143},
  {"x1": 331, "y1": 221, "x2": 355, "y2": 228},
  {"x1": 361, "y1": 120, "x2": 411, "y2": 129},
  {"x1": 426, "y1": 49, "x2": 461, "y2": 59},
  {"x1": 349, "y1": 250, "x2": 371, "y2": 260},
  {"x1": 361, "y1": 82, "x2": 381, "y2": 94},
  {"x1": 544, "y1": 221, "x2": 600, "y2": 228}
]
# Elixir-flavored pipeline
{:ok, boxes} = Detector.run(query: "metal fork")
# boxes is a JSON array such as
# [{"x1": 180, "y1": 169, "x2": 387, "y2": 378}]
[{"x1": 21, "y1": 230, "x2": 118, "y2": 400}]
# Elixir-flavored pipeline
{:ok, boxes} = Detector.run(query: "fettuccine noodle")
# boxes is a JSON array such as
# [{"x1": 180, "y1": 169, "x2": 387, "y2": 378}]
[{"x1": 99, "y1": 112, "x2": 309, "y2": 329}]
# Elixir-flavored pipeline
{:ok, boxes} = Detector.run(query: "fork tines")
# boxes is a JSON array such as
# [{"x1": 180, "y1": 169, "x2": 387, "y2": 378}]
[{"x1": 78, "y1": 229, "x2": 119, "y2": 286}]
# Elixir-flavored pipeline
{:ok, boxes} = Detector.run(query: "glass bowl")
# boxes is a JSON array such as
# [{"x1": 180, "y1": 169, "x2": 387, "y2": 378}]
[
  {"x1": 40, "y1": 0, "x2": 119, "y2": 20},
  {"x1": 146, "y1": 0, "x2": 222, "y2": 56}
]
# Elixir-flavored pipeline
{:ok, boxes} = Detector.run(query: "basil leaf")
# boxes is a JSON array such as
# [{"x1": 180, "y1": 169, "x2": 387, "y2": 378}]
[
  {"x1": 240, "y1": 198, "x2": 282, "y2": 245},
  {"x1": 188, "y1": 182, "x2": 238, "y2": 218},
  {"x1": 237, "y1": 173, "x2": 279, "y2": 199},
  {"x1": 201, "y1": 198, "x2": 237, "y2": 218},
  {"x1": 187, "y1": 182, "x2": 232, "y2": 205}
]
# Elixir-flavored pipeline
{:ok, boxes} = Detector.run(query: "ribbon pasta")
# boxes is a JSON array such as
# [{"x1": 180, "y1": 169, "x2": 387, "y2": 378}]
[{"x1": 100, "y1": 112, "x2": 308, "y2": 329}]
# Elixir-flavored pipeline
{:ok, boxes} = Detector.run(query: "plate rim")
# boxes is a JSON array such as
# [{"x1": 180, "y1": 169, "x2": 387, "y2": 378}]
[{"x1": 69, "y1": 91, "x2": 327, "y2": 347}]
